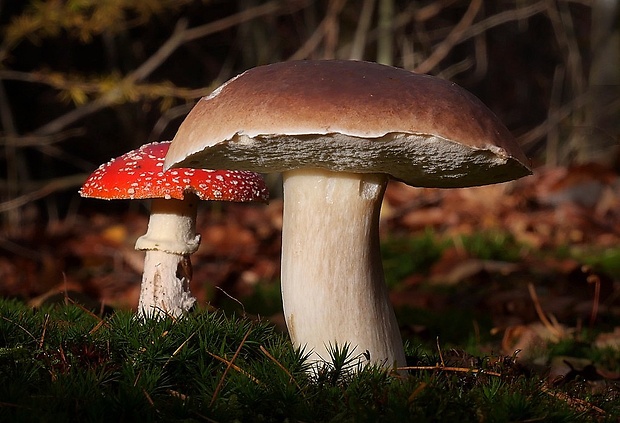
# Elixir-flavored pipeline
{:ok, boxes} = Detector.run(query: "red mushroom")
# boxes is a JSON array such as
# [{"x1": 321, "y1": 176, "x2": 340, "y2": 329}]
[{"x1": 80, "y1": 141, "x2": 269, "y2": 318}]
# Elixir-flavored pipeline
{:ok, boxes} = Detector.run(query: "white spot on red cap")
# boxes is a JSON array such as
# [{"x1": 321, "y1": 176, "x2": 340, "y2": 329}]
[{"x1": 79, "y1": 141, "x2": 269, "y2": 202}]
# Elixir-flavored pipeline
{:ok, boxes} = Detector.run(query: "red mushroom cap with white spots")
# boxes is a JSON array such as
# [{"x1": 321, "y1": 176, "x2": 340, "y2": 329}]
[{"x1": 80, "y1": 141, "x2": 269, "y2": 202}]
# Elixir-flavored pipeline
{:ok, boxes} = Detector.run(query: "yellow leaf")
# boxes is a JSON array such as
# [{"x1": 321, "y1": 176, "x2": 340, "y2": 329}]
[{"x1": 68, "y1": 86, "x2": 88, "y2": 105}]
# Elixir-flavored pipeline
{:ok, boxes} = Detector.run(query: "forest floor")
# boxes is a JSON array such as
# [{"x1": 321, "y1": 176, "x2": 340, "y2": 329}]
[{"x1": 2, "y1": 163, "x2": 620, "y2": 384}]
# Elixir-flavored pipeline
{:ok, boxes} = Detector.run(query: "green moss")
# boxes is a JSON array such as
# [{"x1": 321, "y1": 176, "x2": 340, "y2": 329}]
[
  {"x1": 454, "y1": 231, "x2": 530, "y2": 262},
  {"x1": 0, "y1": 298, "x2": 617, "y2": 422},
  {"x1": 577, "y1": 247, "x2": 620, "y2": 276},
  {"x1": 382, "y1": 230, "x2": 446, "y2": 288}
]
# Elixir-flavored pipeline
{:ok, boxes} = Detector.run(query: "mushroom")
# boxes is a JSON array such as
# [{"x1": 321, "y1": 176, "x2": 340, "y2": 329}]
[
  {"x1": 164, "y1": 60, "x2": 532, "y2": 368},
  {"x1": 80, "y1": 141, "x2": 269, "y2": 318}
]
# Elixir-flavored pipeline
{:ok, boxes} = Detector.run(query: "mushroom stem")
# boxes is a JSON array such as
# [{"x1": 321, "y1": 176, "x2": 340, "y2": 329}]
[
  {"x1": 138, "y1": 250, "x2": 196, "y2": 317},
  {"x1": 135, "y1": 196, "x2": 200, "y2": 317},
  {"x1": 135, "y1": 196, "x2": 201, "y2": 254},
  {"x1": 281, "y1": 168, "x2": 406, "y2": 369}
]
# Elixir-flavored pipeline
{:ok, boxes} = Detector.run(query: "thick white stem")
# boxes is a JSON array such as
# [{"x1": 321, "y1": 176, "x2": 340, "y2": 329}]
[
  {"x1": 281, "y1": 168, "x2": 406, "y2": 369},
  {"x1": 135, "y1": 196, "x2": 200, "y2": 318}
]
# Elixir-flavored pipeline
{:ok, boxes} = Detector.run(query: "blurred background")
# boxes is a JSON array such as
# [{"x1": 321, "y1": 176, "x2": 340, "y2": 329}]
[{"x1": 0, "y1": 1, "x2": 619, "y2": 351}]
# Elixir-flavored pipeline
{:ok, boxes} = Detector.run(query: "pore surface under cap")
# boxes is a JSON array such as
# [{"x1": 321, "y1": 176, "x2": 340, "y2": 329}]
[{"x1": 166, "y1": 60, "x2": 531, "y2": 187}]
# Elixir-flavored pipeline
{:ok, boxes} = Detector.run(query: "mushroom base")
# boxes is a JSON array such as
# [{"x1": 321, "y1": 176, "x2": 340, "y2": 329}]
[
  {"x1": 138, "y1": 250, "x2": 196, "y2": 318},
  {"x1": 134, "y1": 196, "x2": 200, "y2": 318},
  {"x1": 281, "y1": 168, "x2": 406, "y2": 370}
]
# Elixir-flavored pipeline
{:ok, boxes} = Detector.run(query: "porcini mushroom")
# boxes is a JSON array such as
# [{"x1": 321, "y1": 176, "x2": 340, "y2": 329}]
[
  {"x1": 164, "y1": 60, "x2": 532, "y2": 367},
  {"x1": 80, "y1": 141, "x2": 269, "y2": 318}
]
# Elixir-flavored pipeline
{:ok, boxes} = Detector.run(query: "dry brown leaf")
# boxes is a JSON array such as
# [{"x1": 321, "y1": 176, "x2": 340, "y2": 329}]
[{"x1": 502, "y1": 322, "x2": 571, "y2": 359}]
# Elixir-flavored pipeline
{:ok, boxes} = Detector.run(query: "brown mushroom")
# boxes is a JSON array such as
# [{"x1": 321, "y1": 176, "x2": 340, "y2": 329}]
[{"x1": 164, "y1": 60, "x2": 532, "y2": 367}]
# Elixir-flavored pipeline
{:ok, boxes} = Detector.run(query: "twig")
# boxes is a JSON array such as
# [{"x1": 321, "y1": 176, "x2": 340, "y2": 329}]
[
  {"x1": 0, "y1": 0, "x2": 306, "y2": 219},
  {"x1": 339, "y1": 0, "x2": 459, "y2": 59},
  {"x1": 0, "y1": 128, "x2": 85, "y2": 147},
  {"x1": 1, "y1": 316, "x2": 37, "y2": 343},
  {"x1": 469, "y1": 28, "x2": 488, "y2": 80},
  {"x1": 214, "y1": 286, "x2": 246, "y2": 317},
  {"x1": 436, "y1": 337, "x2": 446, "y2": 367},
  {"x1": 259, "y1": 345, "x2": 303, "y2": 392},
  {"x1": 288, "y1": 19, "x2": 328, "y2": 60},
  {"x1": 413, "y1": 0, "x2": 460, "y2": 22},
  {"x1": 0, "y1": 70, "x2": 212, "y2": 101},
  {"x1": 29, "y1": 1, "x2": 309, "y2": 138},
  {"x1": 185, "y1": 0, "x2": 309, "y2": 42},
  {"x1": 207, "y1": 351, "x2": 261, "y2": 385},
  {"x1": 58, "y1": 295, "x2": 111, "y2": 335},
  {"x1": 148, "y1": 103, "x2": 196, "y2": 141},
  {"x1": 377, "y1": 0, "x2": 394, "y2": 65},
  {"x1": 142, "y1": 388, "x2": 159, "y2": 414},
  {"x1": 547, "y1": 0, "x2": 586, "y2": 96},
  {"x1": 0, "y1": 237, "x2": 43, "y2": 259},
  {"x1": 527, "y1": 283, "x2": 563, "y2": 340},
  {"x1": 585, "y1": 268, "x2": 601, "y2": 327},
  {"x1": 210, "y1": 328, "x2": 253, "y2": 406},
  {"x1": 460, "y1": 1, "x2": 548, "y2": 40},
  {"x1": 438, "y1": 56, "x2": 474, "y2": 80},
  {"x1": 546, "y1": 65, "x2": 566, "y2": 166},
  {"x1": 414, "y1": 0, "x2": 482, "y2": 74},
  {"x1": 288, "y1": 0, "x2": 344, "y2": 60},
  {"x1": 0, "y1": 78, "x2": 22, "y2": 229},
  {"x1": 540, "y1": 384, "x2": 606, "y2": 416},
  {"x1": 88, "y1": 319, "x2": 107, "y2": 336},
  {"x1": 348, "y1": 0, "x2": 376, "y2": 60},
  {"x1": 32, "y1": 96, "x2": 112, "y2": 137},
  {"x1": 407, "y1": 381, "x2": 428, "y2": 403},
  {"x1": 519, "y1": 91, "x2": 591, "y2": 148},
  {"x1": 322, "y1": 0, "x2": 347, "y2": 59},
  {"x1": 38, "y1": 314, "x2": 50, "y2": 349},
  {"x1": 399, "y1": 365, "x2": 502, "y2": 378},
  {"x1": 0, "y1": 174, "x2": 89, "y2": 212},
  {"x1": 126, "y1": 19, "x2": 188, "y2": 83},
  {"x1": 162, "y1": 326, "x2": 202, "y2": 369},
  {"x1": 133, "y1": 370, "x2": 142, "y2": 387}
]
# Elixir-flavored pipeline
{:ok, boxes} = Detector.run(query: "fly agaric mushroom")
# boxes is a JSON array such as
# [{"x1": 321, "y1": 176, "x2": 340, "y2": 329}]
[
  {"x1": 80, "y1": 141, "x2": 268, "y2": 318},
  {"x1": 164, "y1": 60, "x2": 532, "y2": 368}
]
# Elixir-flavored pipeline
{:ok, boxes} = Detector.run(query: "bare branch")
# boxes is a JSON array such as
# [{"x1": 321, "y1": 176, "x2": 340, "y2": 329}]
[
  {"x1": 0, "y1": 79, "x2": 22, "y2": 227},
  {"x1": 33, "y1": 96, "x2": 111, "y2": 136},
  {"x1": 348, "y1": 0, "x2": 376, "y2": 60},
  {"x1": 28, "y1": 0, "x2": 310, "y2": 137},
  {"x1": 0, "y1": 129, "x2": 85, "y2": 147},
  {"x1": 0, "y1": 174, "x2": 89, "y2": 212},
  {"x1": 288, "y1": 0, "x2": 345, "y2": 60},
  {"x1": 148, "y1": 103, "x2": 196, "y2": 142},
  {"x1": 414, "y1": 0, "x2": 483, "y2": 74},
  {"x1": 459, "y1": 1, "x2": 547, "y2": 40},
  {"x1": 126, "y1": 18, "x2": 189, "y2": 83},
  {"x1": 184, "y1": 0, "x2": 309, "y2": 41}
]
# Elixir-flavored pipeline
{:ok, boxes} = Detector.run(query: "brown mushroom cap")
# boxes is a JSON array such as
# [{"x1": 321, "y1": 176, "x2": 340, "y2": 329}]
[
  {"x1": 166, "y1": 60, "x2": 531, "y2": 188},
  {"x1": 80, "y1": 141, "x2": 269, "y2": 202}
]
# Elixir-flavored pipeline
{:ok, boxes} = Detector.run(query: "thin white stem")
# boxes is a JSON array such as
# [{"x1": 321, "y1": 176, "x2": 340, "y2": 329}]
[
  {"x1": 135, "y1": 197, "x2": 200, "y2": 254},
  {"x1": 138, "y1": 250, "x2": 195, "y2": 318},
  {"x1": 281, "y1": 168, "x2": 406, "y2": 368},
  {"x1": 135, "y1": 196, "x2": 200, "y2": 318}
]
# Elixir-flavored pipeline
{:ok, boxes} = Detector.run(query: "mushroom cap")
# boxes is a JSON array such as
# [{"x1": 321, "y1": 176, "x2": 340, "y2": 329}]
[
  {"x1": 80, "y1": 141, "x2": 269, "y2": 202},
  {"x1": 166, "y1": 60, "x2": 532, "y2": 188}
]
